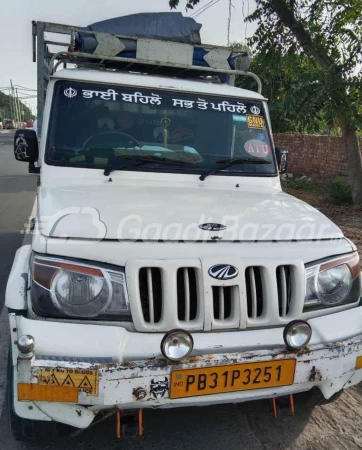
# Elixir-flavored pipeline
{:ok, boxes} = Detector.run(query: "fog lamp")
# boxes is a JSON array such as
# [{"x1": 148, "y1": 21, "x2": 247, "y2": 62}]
[
  {"x1": 283, "y1": 321, "x2": 312, "y2": 350},
  {"x1": 161, "y1": 329, "x2": 193, "y2": 361},
  {"x1": 17, "y1": 335, "x2": 35, "y2": 358}
]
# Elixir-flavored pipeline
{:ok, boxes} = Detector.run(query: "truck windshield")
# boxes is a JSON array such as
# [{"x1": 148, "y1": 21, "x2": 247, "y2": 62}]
[{"x1": 46, "y1": 80, "x2": 277, "y2": 177}]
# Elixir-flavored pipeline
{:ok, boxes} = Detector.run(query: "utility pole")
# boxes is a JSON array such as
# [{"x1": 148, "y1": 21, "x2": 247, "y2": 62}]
[
  {"x1": 16, "y1": 89, "x2": 24, "y2": 124},
  {"x1": 15, "y1": 88, "x2": 21, "y2": 125},
  {"x1": 10, "y1": 80, "x2": 18, "y2": 125},
  {"x1": 8, "y1": 86, "x2": 14, "y2": 121},
  {"x1": 10, "y1": 81, "x2": 15, "y2": 122},
  {"x1": 11, "y1": 80, "x2": 20, "y2": 126},
  {"x1": 15, "y1": 88, "x2": 19, "y2": 123}
]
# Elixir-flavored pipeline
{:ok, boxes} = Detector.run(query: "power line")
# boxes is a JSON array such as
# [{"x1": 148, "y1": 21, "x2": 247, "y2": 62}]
[
  {"x1": 189, "y1": 0, "x2": 215, "y2": 18},
  {"x1": 14, "y1": 85, "x2": 36, "y2": 92},
  {"x1": 241, "y1": 0, "x2": 249, "y2": 43},
  {"x1": 194, "y1": 0, "x2": 221, "y2": 19},
  {"x1": 227, "y1": 0, "x2": 234, "y2": 46},
  {"x1": 191, "y1": 0, "x2": 222, "y2": 20}
]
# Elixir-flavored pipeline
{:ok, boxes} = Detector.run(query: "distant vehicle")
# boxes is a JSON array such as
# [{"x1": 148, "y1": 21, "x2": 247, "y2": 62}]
[{"x1": 3, "y1": 119, "x2": 15, "y2": 129}]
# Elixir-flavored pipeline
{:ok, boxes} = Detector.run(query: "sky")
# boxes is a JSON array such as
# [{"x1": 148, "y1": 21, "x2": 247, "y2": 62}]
[{"x1": 0, "y1": 0, "x2": 256, "y2": 115}]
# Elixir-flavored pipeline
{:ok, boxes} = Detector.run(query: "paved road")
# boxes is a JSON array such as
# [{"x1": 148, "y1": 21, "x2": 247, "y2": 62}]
[
  {"x1": 0, "y1": 130, "x2": 37, "y2": 311},
  {"x1": 0, "y1": 129, "x2": 37, "y2": 448},
  {"x1": 0, "y1": 129, "x2": 361, "y2": 449}
]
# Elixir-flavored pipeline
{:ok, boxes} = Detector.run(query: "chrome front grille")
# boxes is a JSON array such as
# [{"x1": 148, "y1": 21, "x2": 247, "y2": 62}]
[{"x1": 127, "y1": 258, "x2": 305, "y2": 332}]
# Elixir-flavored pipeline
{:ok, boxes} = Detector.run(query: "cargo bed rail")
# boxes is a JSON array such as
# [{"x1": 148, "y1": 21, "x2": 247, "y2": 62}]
[{"x1": 32, "y1": 20, "x2": 262, "y2": 134}]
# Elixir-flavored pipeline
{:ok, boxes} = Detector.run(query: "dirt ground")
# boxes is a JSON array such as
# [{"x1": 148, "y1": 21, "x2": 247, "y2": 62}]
[
  {"x1": 2, "y1": 388, "x2": 362, "y2": 450},
  {"x1": 236, "y1": 385, "x2": 362, "y2": 450},
  {"x1": 284, "y1": 181, "x2": 362, "y2": 256}
]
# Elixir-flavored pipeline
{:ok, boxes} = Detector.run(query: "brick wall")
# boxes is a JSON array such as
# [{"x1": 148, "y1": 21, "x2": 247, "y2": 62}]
[{"x1": 273, "y1": 133, "x2": 362, "y2": 175}]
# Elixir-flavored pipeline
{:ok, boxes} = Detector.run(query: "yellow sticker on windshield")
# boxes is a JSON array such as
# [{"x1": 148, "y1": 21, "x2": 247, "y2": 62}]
[{"x1": 247, "y1": 115, "x2": 265, "y2": 129}]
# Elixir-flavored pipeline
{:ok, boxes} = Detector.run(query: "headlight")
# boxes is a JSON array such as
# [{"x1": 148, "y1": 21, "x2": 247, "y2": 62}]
[
  {"x1": 31, "y1": 254, "x2": 131, "y2": 320},
  {"x1": 317, "y1": 265, "x2": 351, "y2": 304},
  {"x1": 305, "y1": 252, "x2": 361, "y2": 311}
]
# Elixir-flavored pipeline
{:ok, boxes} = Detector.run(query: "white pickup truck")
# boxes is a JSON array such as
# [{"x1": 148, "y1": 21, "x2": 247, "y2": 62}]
[{"x1": 6, "y1": 19, "x2": 362, "y2": 442}]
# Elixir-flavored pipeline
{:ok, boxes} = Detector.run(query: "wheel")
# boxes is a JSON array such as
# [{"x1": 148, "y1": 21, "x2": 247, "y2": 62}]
[
  {"x1": 277, "y1": 387, "x2": 343, "y2": 409},
  {"x1": 7, "y1": 348, "x2": 69, "y2": 443},
  {"x1": 297, "y1": 387, "x2": 343, "y2": 407}
]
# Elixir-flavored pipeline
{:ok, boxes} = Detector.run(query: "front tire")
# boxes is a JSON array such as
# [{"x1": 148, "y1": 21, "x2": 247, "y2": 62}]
[{"x1": 296, "y1": 387, "x2": 343, "y2": 407}]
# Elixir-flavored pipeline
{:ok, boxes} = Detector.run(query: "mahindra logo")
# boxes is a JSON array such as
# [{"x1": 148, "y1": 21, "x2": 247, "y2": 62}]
[
  {"x1": 199, "y1": 223, "x2": 226, "y2": 231},
  {"x1": 208, "y1": 264, "x2": 238, "y2": 280}
]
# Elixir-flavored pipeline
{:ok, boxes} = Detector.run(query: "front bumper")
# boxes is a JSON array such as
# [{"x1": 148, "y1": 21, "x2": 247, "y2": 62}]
[{"x1": 9, "y1": 308, "x2": 362, "y2": 429}]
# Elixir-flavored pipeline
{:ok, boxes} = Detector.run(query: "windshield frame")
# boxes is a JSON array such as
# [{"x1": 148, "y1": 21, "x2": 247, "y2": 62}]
[{"x1": 45, "y1": 80, "x2": 279, "y2": 178}]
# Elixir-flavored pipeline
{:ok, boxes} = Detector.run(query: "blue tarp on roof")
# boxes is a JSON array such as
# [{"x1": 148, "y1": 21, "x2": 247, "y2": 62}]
[{"x1": 76, "y1": 12, "x2": 234, "y2": 83}]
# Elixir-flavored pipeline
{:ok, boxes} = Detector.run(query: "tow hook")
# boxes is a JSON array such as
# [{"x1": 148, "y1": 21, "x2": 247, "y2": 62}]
[
  {"x1": 271, "y1": 394, "x2": 295, "y2": 418},
  {"x1": 116, "y1": 409, "x2": 143, "y2": 438}
]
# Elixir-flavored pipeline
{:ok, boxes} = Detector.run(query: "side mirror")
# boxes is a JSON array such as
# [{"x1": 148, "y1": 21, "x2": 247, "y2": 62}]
[
  {"x1": 14, "y1": 129, "x2": 39, "y2": 173},
  {"x1": 275, "y1": 146, "x2": 288, "y2": 174},
  {"x1": 14, "y1": 129, "x2": 39, "y2": 163}
]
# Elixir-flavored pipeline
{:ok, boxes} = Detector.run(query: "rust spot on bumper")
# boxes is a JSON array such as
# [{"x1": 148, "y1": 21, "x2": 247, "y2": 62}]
[{"x1": 309, "y1": 366, "x2": 322, "y2": 382}]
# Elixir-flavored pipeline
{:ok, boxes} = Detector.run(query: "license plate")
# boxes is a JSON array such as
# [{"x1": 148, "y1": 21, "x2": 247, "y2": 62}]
[{"x1": 170, "y1": 359, "x2": 296, "y2": 399}]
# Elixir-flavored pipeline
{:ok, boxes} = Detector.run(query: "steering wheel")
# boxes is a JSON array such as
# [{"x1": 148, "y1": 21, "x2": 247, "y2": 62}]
[{"x1": 82, "y1": 131, "x2": 141, "y2": 157}]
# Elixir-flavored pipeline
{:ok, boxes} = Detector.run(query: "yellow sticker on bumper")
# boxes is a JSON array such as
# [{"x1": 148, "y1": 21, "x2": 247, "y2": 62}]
[
  {"x1": 18, "y1": 383, "x2": 78, "y2": 402},
  {"x1": 38, "y1": 367, "x2": 99, "y2": 396}
]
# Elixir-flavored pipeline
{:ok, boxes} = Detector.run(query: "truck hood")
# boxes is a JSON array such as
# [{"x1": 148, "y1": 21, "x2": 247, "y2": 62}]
[{"x1": 38, "y1": 183, "x2": 343, "y2": 242}]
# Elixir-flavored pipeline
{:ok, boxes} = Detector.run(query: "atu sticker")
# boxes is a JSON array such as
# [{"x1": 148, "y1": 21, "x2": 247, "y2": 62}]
[
  {"x1": 244, "y1": 139, "x2": 271, "y2": 158},
  {"x1": 247, "y1": 115, "x2": 265, "y2": 129}
]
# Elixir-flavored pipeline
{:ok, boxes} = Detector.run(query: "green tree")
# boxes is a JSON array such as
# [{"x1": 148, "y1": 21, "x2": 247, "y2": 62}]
[
  {"x1": 0, "y1": 91, "x2": 34, "y2": 122},
  {"x1": 169, "y1": 0, "x2": 362, "y2": 204},
  {"x1": 239, "y1": 51, "x2": 338, "y2": 134}
]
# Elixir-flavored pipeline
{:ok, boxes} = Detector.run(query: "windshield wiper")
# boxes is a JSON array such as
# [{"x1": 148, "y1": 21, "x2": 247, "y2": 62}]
[
  {"x1": 199, "y1": 158, "x2": 271, "y2": 181},
  {"x1": 103, "y1": 155, "x2": 197, "y2": 176}
]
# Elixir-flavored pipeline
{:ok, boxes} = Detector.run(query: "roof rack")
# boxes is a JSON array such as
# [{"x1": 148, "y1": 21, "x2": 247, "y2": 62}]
[{"x1": 32, "y1": 20, "x2": 262, "y2": 131}]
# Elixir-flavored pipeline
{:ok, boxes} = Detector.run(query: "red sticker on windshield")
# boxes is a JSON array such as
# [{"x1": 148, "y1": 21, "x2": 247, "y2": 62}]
[{"x1": 244, "y1": 140, "x2": 271, "y2": 158}]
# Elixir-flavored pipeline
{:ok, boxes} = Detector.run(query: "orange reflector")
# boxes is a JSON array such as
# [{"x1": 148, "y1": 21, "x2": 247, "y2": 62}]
[
  {"x1": 355, "y1": 356, "x2": 362, "y2": 370},
  {"x1": 18, "y1": 383, "x2": 78, "y2": 403}
]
